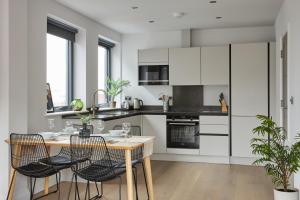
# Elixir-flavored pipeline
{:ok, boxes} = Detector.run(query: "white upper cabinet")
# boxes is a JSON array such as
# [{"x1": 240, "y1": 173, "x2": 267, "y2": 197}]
[
  {"x1": 169, "y1": 47, "x2": 201, "y2": 85},
  {"x1": 231, "y1": 43, "x2": 268, "y2": 116},
  {"x1": 138, "y1": 48, "x2": 169, "y2": 65},
  {"x1": 201, "y1": 46, "x2": 229, "y2": 85}
]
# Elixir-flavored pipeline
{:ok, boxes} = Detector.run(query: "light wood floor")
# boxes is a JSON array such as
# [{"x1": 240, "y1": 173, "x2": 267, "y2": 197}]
[{"x1": 36, "y1": 161, "x2": 273, "y2": 200}]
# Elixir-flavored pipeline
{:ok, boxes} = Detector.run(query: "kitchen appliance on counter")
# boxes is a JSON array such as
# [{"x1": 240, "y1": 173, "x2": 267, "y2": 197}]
[
  {"x1": 138, "y1": 65, "x2": 169, "y2": 85},
  {"x1": 167, "y1": 115, "x2": 200, "y2": 149},
  {"x1": 133, "y1": 98, "x2": 143, "y2": 110},
  {"x1": 122, "y1": 96, "x2": 132, "y2": 110}
]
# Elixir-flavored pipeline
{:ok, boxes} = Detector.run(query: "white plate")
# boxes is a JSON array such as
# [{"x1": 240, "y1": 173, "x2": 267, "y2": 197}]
[{"x1": 39, "y1": 132, "x2": 59, "y2": 140}]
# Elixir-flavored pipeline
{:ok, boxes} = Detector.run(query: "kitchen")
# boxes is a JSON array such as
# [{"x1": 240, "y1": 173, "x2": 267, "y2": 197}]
[{"x1": 2, "y1": 0, "x2": 300, "y2": 200}]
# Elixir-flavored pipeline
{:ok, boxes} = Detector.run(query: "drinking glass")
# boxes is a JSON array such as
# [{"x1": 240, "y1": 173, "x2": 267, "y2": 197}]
[
  {"x1": 96, "y1": 120, "x2": 105, "y2": 134},
  {"x1": 122, "y1": 122, "x2": 131, "y2": 137},
  {"x1": 48, "y1": 118, "x2": 55, "y2": 131}
]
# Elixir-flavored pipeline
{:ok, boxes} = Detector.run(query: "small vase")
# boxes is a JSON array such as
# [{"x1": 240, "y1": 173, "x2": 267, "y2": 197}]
[
  {"x1": 110, "y1": 101, "x2": 116, "y2": 108},
  {"x1": 274, "y1": 188, "x2": 298, "y2": 200},
  {"x1": 71, "y1": 99, "x2": 84, "y2": 111},
  {"x1": 79, "y1": 123, "x2": 90, "y2": 137}
]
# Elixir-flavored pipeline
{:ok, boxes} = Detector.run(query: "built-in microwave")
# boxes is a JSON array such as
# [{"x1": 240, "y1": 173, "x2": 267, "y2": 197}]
[{"x1": 138, "y1": 65, "x2": 169, "y2": 85}]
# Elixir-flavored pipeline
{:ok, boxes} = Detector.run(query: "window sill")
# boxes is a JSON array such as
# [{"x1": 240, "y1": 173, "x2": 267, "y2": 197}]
[
  {"x1": 45, "y1": 110, "x2": 89, "y2": 117},
  {"x1": 45, "y1": 107, "x2": 120, "y2": 117}
]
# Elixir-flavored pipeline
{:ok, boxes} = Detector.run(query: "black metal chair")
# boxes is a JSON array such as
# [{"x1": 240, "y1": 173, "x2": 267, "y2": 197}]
[
  {"x1": 113, "y1": 125, "x2": 149, "y2": 200},
  {"x1": 7, "y1": 133, "x2": 62, "y2": 200},
  {"x1": 41, "y1": 124, "x2": 94, "y2": 199},
  {"x1": 70, "y1": 135, "x2": 127, "y2": 200}
]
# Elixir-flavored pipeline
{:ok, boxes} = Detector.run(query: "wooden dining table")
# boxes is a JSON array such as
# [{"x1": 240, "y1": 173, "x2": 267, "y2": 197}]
[{"x1": 5, "y1": 135, "x2": 155, "y2": 200}]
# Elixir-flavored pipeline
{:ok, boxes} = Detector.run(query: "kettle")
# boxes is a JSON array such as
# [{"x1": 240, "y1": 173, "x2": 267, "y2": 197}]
[
  {"x1": 133, "y1": 98, "x2": 143, "y2": 110},
  {"x1": 122, "y1": 96, "x2": 131, "y2": 110}
]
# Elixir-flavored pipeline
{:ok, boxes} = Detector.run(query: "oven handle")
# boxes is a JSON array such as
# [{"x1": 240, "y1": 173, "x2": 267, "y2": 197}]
[{"x1": 168, "y1": 122, "x2": 197, "y2": 126}]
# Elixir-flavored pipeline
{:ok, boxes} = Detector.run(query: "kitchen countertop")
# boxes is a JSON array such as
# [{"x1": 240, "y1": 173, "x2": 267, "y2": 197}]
[{"x1": 63, "y1": 106, "x2": 228, "y2": 121}]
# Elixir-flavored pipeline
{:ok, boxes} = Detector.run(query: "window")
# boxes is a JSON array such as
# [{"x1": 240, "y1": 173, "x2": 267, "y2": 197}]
[
  {"x1": 47, "y1": 18, "x2": 77, "y2": 111},
  {"x1": 98, "y1": 38, "x2": 115, "y2": 106}
]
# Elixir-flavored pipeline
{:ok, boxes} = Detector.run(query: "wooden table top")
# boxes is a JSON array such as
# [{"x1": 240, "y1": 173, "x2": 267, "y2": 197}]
[{"x1": 5, "y1": 136, "x2": 155, "y2": 150}]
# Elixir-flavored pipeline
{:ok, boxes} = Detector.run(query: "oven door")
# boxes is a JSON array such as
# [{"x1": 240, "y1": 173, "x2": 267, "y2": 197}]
[{"x1": 167, "y1": 121, "x2": 200, "y2": 149}]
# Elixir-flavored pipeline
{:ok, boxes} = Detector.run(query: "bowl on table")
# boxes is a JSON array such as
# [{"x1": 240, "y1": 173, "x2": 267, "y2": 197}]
[
  {"x1": 109, "y1": 130, "x2": 124, "y2": 137},
  {"x1": 39, "y1": 132, "x2": 59, "y2": 140}
]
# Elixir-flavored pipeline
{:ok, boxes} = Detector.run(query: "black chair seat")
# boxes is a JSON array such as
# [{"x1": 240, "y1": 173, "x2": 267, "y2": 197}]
[
  {"x1": 40, "y1": 155, "x2": 87, "y2": 166},
  {"x1": 17, "y1": 162, "x2": 61, "y2": 178},
  {"x1": 77, "y1": 164, "x2": 126, "y2": 182}
]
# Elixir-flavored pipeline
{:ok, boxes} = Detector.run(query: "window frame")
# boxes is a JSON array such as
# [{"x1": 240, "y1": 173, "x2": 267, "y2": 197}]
[
  {"x1": 47, "y1": 17, "x2": 77, "y2": 112},
  {"x1": 98, "y1": 38, "x2": 115, "y2": 106}
]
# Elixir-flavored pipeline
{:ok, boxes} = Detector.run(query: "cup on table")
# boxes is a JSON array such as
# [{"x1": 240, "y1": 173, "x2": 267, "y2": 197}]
[{"x1": 122, "y1": 122, "x2": 131, "y2": 138}]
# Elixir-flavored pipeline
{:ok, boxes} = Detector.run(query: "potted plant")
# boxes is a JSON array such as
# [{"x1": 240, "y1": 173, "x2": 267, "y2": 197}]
[
  {"x1": 106, "y1": 77, "x2": 130, "y2": 108},
  {"x1": 77, "y1": 114, "x2": 92, "y2": 136},
  {"x1": 70, "y1": 98, "x2": 84, "y2": 111},
  {"x1": 251, "y1": 115, "x2": 300, "y2": 200}
]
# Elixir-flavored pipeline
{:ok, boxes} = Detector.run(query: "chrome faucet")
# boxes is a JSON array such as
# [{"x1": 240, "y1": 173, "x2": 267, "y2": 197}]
[{"x1": 91, "y1": 89, "x2": 106, "y2": 117}]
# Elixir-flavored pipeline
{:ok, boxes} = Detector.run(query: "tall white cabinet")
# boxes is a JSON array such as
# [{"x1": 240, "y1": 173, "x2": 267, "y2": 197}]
[
  {"x1": 169, "y1": 47, "x2": 201, "y2": 85},
  {"x1": 231, "y1": 43, "x2": 269, "y2": 158}
]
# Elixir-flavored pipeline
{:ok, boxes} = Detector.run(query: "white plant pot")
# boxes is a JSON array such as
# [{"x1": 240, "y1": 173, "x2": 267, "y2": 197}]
[{"x1": 274, "y1": 189, "x2": 298, "y2": 200}]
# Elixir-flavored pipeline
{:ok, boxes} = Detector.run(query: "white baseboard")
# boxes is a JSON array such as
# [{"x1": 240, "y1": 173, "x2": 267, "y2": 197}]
[
  {"x1": 229, "y1": 157, "x2": 257, "y2": 165},
  {"x1": 151, "y1": 154, "x2": 230, "y2": 164}
]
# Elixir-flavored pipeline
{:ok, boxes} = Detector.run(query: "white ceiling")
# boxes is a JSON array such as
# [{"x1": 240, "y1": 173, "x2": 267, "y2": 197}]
[{"x1": 56, "y1": 0, "x2": 283, "y2": 34}]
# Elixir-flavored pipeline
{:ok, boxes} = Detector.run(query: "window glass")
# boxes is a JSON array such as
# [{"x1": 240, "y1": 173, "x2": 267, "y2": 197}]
[
  {"x1": 47, "y1": 33, "x2": 69, "y2": 107},
  {"x1": 98, "y1": 45, "x2": 108, "y2": 105}
]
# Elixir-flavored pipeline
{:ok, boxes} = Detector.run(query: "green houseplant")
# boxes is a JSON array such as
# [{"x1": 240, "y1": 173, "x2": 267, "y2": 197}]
[
  {"x1": 106, "y1": 78, "x2": 130, "y2": 108},
  {"x1": 251, "y1": 115, "x2": 300, "y2": 200}
]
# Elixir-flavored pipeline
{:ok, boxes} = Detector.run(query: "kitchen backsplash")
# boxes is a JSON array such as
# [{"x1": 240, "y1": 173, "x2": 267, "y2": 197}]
[{"x1": 173, "y1": 85, "x2": 203, "y2": 109}]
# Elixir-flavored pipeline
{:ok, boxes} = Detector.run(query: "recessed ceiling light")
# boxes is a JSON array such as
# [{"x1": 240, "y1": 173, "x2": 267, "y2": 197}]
[
  {"x1": 148, "y1": 20, "x2": 155, "y2": 23},
  {"x1": 209, "y1": 0, "x2": 217, "y2": 3},
  {"x1": 131, "y1": 6, "x2": 139, "y2": 10},
  {"x1": 172, "y1": 12, "x2": 185, "y2": 18},
  {"x1": 216, "y1": 16, "x2": 222, "y2": 19}
]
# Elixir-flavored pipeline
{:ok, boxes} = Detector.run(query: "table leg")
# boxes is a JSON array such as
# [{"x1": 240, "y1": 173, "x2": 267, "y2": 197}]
[
  {"x1": 7, "y1": 168, "x2": 17, "y2": 200},
  {"x1": 144, "y1": 156, "x2": 154, "y2": 200},
  {"x1": 125, "y1": 149, "x2": 134, "y2": 200},
  {"x1": 44, "y1": 146, "x2": 50, "y2": 195},
  {"x1": 7, "y1": 144, "x2": 21, "y2": 200}
]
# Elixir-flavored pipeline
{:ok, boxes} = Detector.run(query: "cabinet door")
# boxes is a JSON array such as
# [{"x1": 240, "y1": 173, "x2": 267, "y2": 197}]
[
  {"x1": 201, "y1": 46, "x2": 229, "y2": 85},
  {"x1": 142, "y1": 115, "x2": 167, "y2": 153},
  {"x1": 200, "y1": 136, "x2": 229, "y2": 156},
  {"x1": 138, "y1": 48, "x2": 169, "y2": 65},
  {"x1": 231, "y1": 43, "x2": 268, "y2": 116},
  {"x1": 169, "y1": 47, "x2": 201, "y2": 85},
  {"x1": 232, "y1": 116, "x2": 261, "y2": 158}
]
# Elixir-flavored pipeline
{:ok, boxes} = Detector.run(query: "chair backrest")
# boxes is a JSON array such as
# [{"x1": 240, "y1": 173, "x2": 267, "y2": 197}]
[
  {"x1": 73, "y1": 124, "x2": 94, "y2": 134},
  {"x1": 113, "y1": 125, "x2": 143, "y2": 160},
  {"x1": 70, "y1": 135, "x2": 122, "y2": 172},
  {"x1": 9, "y1": 133, "x2": 49, "y2": 169},
  {"x1": 113, "y1": 125, "x2": 141, "y2": 136}
]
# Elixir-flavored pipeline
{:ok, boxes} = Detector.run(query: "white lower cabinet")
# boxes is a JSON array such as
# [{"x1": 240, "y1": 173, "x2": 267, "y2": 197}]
[
  {"x1": 142, "y1": 115, "x2": 167, "y2": 154},
  {"x1": 232, "y1": 116, "x2": 261, "y2": 158},
  {"x1": 200, "y1": 136, "x2": 229, "y2": 156}
]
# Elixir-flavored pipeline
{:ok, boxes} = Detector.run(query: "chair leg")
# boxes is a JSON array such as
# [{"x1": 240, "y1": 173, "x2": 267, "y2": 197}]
[
  {"x1": 142, "y1": 162, "x2": 150, "y2": 200},
  {"x1": 133, "y1": 167, "x2": 139, "y2": 200},
  {"x1": 58, "y1": 172, "x2": 61, "y2": 200},
  {"x1": 94, "y1": 181, "x2": 103, "y2": 199},
  {"x1": 68, "y1": 173, "x2": 75, "y2": 200},
  {"x1": 75, "y1": 174, "x2": 81, "y2": 200},
  {"x1": 118, "y1": 176, "x2": 122, "y2": 200},
  {"x1": 6, "y1": 170, "x2": 16, "y2": 200}
]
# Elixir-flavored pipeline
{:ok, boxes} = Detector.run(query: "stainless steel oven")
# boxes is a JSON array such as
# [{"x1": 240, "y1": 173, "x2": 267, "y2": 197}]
[
  {"x1": 167, "y1": 115, "x2": 200, "y2": 149},
  {"x1": 138, "y1": 65, "x2": 169, "y2": 85}
]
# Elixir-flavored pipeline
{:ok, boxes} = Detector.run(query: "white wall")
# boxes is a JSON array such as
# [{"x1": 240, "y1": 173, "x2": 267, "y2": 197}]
[
  {"x1": 122, "y1": 26, "x2": 275, "y2": 106},
  {"x1": 192, "y1": 26, "x2": 275, "y2": 46},
  {"x1": 0, "y1": 0, "x2": 10, "y2": 198},
  {"x1": 275, "y1": 0, "x2": 300, "y2": 191}
]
